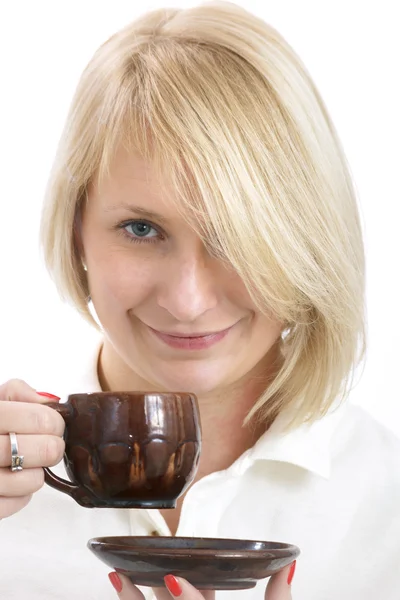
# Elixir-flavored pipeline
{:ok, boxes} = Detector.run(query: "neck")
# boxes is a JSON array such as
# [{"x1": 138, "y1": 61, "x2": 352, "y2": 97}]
[{"x1": 97, "y1": 340, "x2": 282, "y2": 472}]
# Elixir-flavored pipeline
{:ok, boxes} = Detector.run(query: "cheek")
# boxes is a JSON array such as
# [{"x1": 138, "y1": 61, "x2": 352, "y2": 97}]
[
  {"x1": 225, "y1": 271, "x2": 254, "y2": 305},
  {"x1": 89, "y1": 251, "x2": 156, "y2": 308},
  {"x1": 230, "y1": 275, "x2": 284, "y2": 330},
  {"x1": 256, "y1": 315, "x2": 284, "y2": 343}
]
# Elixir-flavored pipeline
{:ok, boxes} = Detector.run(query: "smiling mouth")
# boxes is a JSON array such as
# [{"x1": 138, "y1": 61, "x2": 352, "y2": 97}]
[
  {"x1": 146, "y1": 324, "x2": 236, "y2": 350},
  {"x1": 150, "y1": 327, "x2": 233, "y2": 338}
]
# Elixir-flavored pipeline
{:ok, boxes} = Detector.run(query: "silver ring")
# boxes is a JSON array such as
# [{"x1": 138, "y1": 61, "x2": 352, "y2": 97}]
[{"x1": 9, "y1": 432, "x2": 24, "y2": 472}]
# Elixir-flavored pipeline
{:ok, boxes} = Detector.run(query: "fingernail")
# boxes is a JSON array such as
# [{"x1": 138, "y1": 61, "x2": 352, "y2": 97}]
[
  {"x1": 108, "y1": 572, "x2": 123, "y2": 593},
  {"x1": 287, "y1": 560, "x2": 296, "y2": 585},
  {"x1": 37, "y1": 392, "x2": 61, "y2": 401},
  {"x1": 164, "y1": 574, "x2": 182, "y2": 597}
]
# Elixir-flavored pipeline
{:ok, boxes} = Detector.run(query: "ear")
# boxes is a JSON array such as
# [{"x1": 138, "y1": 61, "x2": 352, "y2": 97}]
[{"x1": 73, "y1": 206, "x2": 86, "y2": 268}]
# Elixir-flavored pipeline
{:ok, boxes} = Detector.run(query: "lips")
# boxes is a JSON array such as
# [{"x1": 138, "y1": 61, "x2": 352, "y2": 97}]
[
  {"x1": 146, "y1": 324, "x2": 234, "y2": 350},
  {"x1": 153, "y1": 329, "x2": 230, "y2": 338}
]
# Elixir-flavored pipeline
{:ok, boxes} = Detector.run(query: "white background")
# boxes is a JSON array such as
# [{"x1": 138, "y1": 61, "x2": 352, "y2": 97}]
[{"x1": 0, "y1": 1, "x2": 399, "y2": 435}]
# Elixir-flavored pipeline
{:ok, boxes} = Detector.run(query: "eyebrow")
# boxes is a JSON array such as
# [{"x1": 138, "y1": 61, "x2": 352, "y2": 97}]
[{"x1": 104, "y1": 203, "x2": 168, "y2": 224}]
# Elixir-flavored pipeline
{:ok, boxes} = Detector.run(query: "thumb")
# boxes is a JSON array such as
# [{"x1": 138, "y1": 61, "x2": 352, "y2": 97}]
[
  {"x1": 265, "y1": 561, "x2": 296, "y2": 600},
  {"x1": 0, "y1": 379, "x2": 61, "y2": 404}
]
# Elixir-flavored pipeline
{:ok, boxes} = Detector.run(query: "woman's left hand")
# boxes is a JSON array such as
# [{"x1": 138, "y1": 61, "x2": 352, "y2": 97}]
[{"x1": 108, "y1": 560, "x2": 296, "y2": 599}]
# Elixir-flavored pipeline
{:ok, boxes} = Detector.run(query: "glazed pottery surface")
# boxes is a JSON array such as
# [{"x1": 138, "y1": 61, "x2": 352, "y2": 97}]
[
  {"x1": 87, "y1": 536, "x2": 300, "y2": 589},
  {"x1": 44, "y1": 392, "x2": 201, "y2": 508}
]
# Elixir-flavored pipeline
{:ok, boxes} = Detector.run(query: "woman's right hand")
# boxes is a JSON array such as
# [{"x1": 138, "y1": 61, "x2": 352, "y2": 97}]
[{"x1": 0, "y1": 379, "x2": 65, "y2": 519}]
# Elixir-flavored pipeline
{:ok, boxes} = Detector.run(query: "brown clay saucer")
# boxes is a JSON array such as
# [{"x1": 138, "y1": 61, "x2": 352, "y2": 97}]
[{"x1": 87, "y1": 536, "x2": 300, "y2": 590}]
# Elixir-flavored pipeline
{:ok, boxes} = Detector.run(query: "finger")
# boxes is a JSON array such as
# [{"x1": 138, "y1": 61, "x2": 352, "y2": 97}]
[
  {"x1": 107, "y1": 573, "x2": 216, "y2": 600},
  {"x1": 0, "y1": 402, "x2": 65, "y2": 435},
  {"x1": 0, "y1": 466, "x2": 44, "y2": 496},
  {"x1": 108, "y1": 572, "x2": 145, "y2": 599},
  {"x1": 265, "y1": 562, "x2": 296, "y2": 600},
  {"x1": 162, "y1": 575, "x2": 215, "y2": 600},
  {"x1": 0, "y1": 434, "x2": 65, "y2": 468},
  {"x1": 0, "y1": 379, "x2": 60, "y2": 404},
  {"x1": 0, "y1": 494, "x2": 32, "y2": 519}
]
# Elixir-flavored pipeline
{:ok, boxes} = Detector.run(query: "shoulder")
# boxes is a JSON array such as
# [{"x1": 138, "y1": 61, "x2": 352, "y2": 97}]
[
  {"x1": 337, "y1": 402, "x2": 400, "y2": 449},
  {"x1": 331, "y1": 402, "x2": 400, "y2": 479}
]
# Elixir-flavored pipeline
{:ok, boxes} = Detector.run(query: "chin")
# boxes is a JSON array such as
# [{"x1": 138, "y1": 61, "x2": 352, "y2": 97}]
[{"x1": 153, "y1": 363, "x2": 229, "y2": 395}]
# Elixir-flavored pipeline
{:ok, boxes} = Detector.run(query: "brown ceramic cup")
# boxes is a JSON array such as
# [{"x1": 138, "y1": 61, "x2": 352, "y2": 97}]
[{"x1": 43, "y1": 392, "x2": 201, "y2": 509}]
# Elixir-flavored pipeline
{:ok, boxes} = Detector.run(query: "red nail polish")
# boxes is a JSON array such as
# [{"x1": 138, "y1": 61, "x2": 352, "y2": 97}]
[
  {"x1": 287, "y1": 560, "x2": 296, "y2": 585},
  {"x1": 108, "y1": 572, "x2": 123, "y2": 593},
  {"x1": 164, "y1": 574, "x2": 182, "y2": 597},
  {"x1": 37, "y1": 392, "x2": 61, "y2": 400}
]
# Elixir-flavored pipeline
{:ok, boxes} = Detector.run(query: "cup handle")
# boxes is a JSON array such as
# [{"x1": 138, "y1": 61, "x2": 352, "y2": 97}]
[
  {"x1": 42, "y1": 401, "x2": 90, "y2": 505},
  {"x1": 43, "y1": 466, "x2": 81, "y2": 495}
]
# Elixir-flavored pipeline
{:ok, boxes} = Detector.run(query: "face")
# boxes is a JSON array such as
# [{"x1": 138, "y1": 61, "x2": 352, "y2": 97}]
[{"x1": 79, "y1": 147, "x2": 284, "y2": 396}]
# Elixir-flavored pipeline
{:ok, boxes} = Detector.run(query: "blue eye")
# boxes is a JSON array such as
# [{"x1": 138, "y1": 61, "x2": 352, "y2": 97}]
[
  {"x1": 113, "y1": 219, "x2": 168, "y2": 244},
  {"x1": 124, "y1": 221, "x2": 158, "y2": 239}
]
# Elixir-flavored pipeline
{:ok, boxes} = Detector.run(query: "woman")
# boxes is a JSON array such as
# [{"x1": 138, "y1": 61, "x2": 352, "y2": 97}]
[{"x1": 0, "y1": 1, "x2": 399, "y2": 599}]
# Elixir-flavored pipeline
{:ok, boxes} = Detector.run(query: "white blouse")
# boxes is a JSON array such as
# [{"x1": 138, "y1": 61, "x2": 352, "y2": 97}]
[{"x1": 1, "y1": 339, "x2": 399, "y2": 600}]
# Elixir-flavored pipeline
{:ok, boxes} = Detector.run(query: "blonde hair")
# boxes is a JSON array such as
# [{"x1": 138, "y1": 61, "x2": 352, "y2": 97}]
[{"x1": 40, "y1": 0, "x2": 367, "y2": 432}]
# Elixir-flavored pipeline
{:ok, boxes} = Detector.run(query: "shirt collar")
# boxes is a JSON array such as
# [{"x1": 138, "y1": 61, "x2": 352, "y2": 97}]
[{"x1": 243, "y1": 400, "x2": 349, "y2": 479}]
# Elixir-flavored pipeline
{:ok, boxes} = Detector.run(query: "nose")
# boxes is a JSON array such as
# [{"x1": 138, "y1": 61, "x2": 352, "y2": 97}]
[{"x1": 156, "y1": 246, "x2": 219, "y2": 323}]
